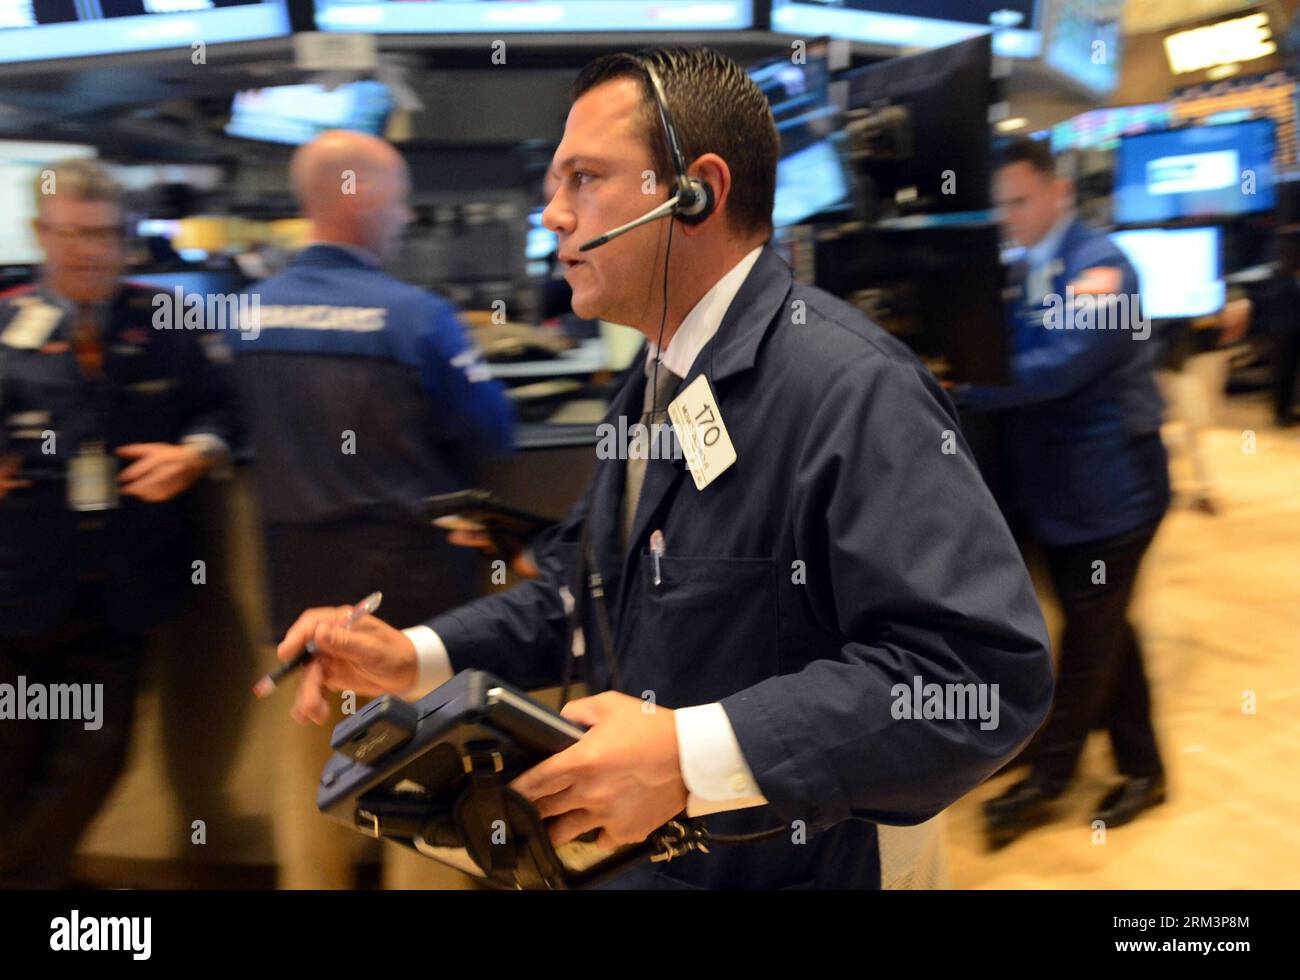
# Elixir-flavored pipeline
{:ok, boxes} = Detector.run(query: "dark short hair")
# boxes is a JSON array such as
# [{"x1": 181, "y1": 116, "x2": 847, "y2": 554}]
[
  {"x1": 571, "y1": 47, "x2": 779, "y2": 239},
  {"x1": 996, "y1": 136, "x2": 1056, "y2": 178}
]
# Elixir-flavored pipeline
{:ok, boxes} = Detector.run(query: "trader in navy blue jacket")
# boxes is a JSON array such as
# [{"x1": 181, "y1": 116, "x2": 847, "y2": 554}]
[
  {"x1": 0, "y1": 159, "x2": 233, "y2": 887},
  {"x1": 952, "y1": 138, "x2": 1171, "y2": 847},
  {"x1": 277, "y1": 49, "x2": 1053, "y2": 890},
  {"x1": 234, "y1": 131, "x2": 515, "y2": 641},
  {"x1": 235, "y1": 132, "x2": 514, "y2": 890}
]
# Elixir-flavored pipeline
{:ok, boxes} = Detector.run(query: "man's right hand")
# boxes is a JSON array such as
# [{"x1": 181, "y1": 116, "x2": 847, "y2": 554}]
[{"x1": 277, "y1": 607, "x2": 419, "y2": 725}]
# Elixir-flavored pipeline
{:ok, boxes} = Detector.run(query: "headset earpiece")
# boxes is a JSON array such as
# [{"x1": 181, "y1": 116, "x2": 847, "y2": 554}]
[
  {"x1": 640, "y1": 56, "x2": 717, "y2": 228},
  {"x1": 676, "y1": 176, "x2": 715, "y2": 226}
]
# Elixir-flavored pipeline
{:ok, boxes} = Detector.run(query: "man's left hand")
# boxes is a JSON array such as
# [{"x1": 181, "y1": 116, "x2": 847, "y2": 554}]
[
  {"x1": 116, "y1": 442, "x2": 210, "y2": 502},
  {"x1": 510, "y1": 691, "x2": 688, "y2": 851}
]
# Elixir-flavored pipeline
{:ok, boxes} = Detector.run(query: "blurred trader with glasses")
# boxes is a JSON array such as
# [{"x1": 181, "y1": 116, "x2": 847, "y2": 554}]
[{"x1": 0, "y1": 159, "x2": 233, "y2": 887}]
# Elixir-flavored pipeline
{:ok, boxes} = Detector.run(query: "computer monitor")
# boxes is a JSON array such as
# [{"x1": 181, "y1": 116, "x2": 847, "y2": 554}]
[
  {"x1": 1110, "y1": 226, "x2": 1225, "y2": 319},
  {"x1": 844, "y1": 34, "x2": 995, "y2": 216},
  {"x1": 1114, "y1": 119, "x2": 1278, "y2": 224},
  {"x1": 812, "y1": 223, "x2": 1010, "y2": 385},
  {"x1": 0, "y1": 1, "x2": 291, "y2": 64},
  {"x1": 0, "y1": 141, "x2": 97, "y2": 265},
  {"x1": 313, "y1": 0, "x2": 753, "y2": 33},
  {"x1": 770, "y1": 0, "x2": 1042, "y2": 58},
  {"x1": 226, "y1": 82, "x2": 393, "y2": 145},
  {"x1": 747, "y1": 43, "x2": 855, "y2": 227},
  {"x1": 525, "y1": 208, "x2": 557, "y2": 261},
  {"x1": 525, "y1": 206, "x2": 558, "y2": 278},
  {"x1": 773, "y1": 142, "x2": 856, "y2": 228}
]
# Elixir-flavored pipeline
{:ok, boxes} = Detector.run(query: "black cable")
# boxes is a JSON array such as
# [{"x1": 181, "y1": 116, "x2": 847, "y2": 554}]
[
  {"x1": 705, "y1": 826, "x2": 789, "y2": 845},
  {"x1": 649, "y1": 209, "x2": 675, "y2": 425}
]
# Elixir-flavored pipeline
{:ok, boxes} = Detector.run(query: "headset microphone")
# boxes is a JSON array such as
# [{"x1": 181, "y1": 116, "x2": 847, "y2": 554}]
[
  {"x1": 577, "y1": 55, "x2": 716, "y2": 253},
  {"x1": 577, "y1": 196, "x2": 681, "y2": 253}
]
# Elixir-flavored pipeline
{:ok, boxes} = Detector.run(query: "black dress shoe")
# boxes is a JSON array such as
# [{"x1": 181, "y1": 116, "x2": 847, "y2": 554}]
[
  {"x1": 1093, "y1": 776, "x2": 1166, "y2": 828},
  {"x1": 983, "y1": 776, "x2": 1064, "y2": 850}
]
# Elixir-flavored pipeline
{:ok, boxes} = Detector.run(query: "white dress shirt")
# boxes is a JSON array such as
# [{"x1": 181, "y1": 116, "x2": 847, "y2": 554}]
[
  {"x1": 403, "y1": 244, "x2": 768, "y2": 817},
  {"x1": 1022, "y1": 210, "x2": 1077, "y2": 305}
]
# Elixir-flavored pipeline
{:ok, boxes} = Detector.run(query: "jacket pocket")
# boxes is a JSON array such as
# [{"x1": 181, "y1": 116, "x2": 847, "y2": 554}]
[{"x1": 638, "y1": 554, "x2": 778, "y2": 706}]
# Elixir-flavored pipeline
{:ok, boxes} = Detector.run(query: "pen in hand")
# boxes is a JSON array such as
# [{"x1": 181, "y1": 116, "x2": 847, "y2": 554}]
[{"x1": 252, "y1": 591, "x2": 383, "y2": 699}]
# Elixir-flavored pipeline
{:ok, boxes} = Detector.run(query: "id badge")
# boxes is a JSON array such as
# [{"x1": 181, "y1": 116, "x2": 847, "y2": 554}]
[
  {"x1": 667, "y1": 374, "x2": 737, "y2": 491},
  {"x1": 0, "y1": 298, "x2": 62, "y2": 349},
  {"x1": 67, "y1": 445, "x2": 119, "y2": 512}
]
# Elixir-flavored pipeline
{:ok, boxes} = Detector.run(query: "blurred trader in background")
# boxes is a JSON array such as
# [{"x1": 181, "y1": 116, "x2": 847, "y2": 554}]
[
  {"x1": 0, "y1": 160, "x2": 233, "y2": 887},
  {"x1": 1250, "y1": 225, "x2": 1300, "y2": 428},
  {"x1": 233, "y1": 130, "x2": 515, "y2": 888},
  {"x1": 953, "y1": 138, "x2": 1170, "y2": 848}
]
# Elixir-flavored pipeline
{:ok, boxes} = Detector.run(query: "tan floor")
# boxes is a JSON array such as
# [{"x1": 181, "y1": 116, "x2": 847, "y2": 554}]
[{"x1": 948, "y1": 392, "x2": 1300, "y2": 888}]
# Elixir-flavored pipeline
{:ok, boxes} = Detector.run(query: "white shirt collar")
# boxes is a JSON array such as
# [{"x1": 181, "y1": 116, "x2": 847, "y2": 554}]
[
  {"x1": 645, "y1": 245, "x2": 764, "y2": 378},
  {"x1": 1024, "y1": 211, "x2": 1077, "y2": 271}
]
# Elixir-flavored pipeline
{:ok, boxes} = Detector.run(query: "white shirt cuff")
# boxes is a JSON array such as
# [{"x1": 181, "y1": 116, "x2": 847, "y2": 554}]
[
  {"x1": 401, "y1": 625, "x2": 454, "y2": 700},
  {"x1": 674, "y1": 702, "x2": 768, "y2": 818},
  {"x1": 181, "y1": 433, "x2": 232, "y2": 479}
]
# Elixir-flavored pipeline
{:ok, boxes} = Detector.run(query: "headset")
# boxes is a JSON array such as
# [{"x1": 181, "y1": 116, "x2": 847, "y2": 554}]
[{"x1": 578, "y1": 54, "x2": 716, "y2": 253}]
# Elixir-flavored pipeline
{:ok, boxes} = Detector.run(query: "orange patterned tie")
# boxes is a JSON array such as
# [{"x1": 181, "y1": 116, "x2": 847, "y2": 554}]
[{"x1": 72, "y1": 304, "x2": 104, "y2": 379}]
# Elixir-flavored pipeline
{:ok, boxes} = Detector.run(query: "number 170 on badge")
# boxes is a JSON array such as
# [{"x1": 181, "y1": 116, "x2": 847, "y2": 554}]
[{"x1": 667, "y1": 375, "x2": 737, "y2": 491}]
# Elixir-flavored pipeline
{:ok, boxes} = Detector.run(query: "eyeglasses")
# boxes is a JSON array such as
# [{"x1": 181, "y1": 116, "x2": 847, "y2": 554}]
[{"x1": 37, "y1": 223, "x2": 126, "y2": 246}]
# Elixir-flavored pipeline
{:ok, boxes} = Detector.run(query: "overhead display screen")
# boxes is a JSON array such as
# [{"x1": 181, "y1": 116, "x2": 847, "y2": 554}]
[
  {"x1": 1051, "y1": 104, "x2": 1172, "y2": 153},
  {"x1": 0, "y1": 1, "x2": 292, "y2": 64},
  {"x1": 314, "y1": 0, "x2": 754, "y2": 33},
  {"x1": 226, "y1": 81, "x2": 394, "y2": 144},
  {"x1": 770, "y1": 0, "x2": 1042, "y2": 58},
  {"x1": 1040, "y1": 0, "x2": 1124, "y2": 95}
]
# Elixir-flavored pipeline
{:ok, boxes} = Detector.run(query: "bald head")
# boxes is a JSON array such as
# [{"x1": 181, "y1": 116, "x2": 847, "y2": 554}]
[{"x1": 290, "y1": 130, "x2": 413, "y2": 264}]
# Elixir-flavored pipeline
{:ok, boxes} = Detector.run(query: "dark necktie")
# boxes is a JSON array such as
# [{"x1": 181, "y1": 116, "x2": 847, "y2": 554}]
[
  {"x1": 72, "y1": 303, "x2": 104, "y2": 379},
  {"x1": 623, "y1": 361, "x2": 682, "y2": 547}
]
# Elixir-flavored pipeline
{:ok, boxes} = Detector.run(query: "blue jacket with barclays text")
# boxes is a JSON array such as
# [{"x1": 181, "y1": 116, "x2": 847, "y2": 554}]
[{"x1": 233, "y1": 244, "x2": 516, "y2": 527}]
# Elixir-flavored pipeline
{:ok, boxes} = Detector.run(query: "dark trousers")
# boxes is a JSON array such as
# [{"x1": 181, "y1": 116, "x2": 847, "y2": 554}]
[
  {"x1": 1030, "y1": 521, "x2": 1165, "y2": 790},
  {"x1": 0, "y1": 586, "x2": 146, "y2": 888}
]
